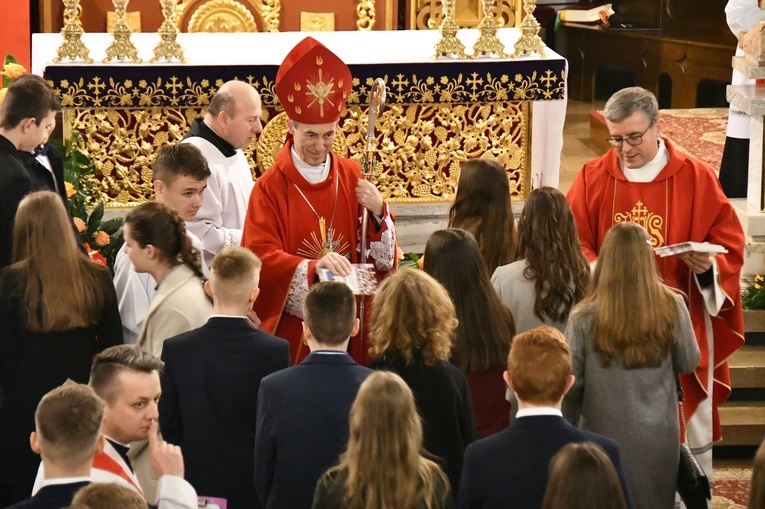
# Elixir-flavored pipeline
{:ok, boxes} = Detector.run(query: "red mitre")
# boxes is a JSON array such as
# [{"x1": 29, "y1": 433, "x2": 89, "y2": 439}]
[{"x1": 275, "y1": 37, "x2": 352, "y2": 125}]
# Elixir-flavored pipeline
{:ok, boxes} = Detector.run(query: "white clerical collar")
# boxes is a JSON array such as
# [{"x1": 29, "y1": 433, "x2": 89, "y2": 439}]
[
  {"x1": 621, "y1": 138, "x2": 669, "y2": 183},
  {"x1": 516, "y1": 407, "x2": 562, "y2": 418},
  {"x1": 291, "y1": 146, "x2": 330, "y2": 184},
  {"x1": 41, "y1": 476, "x2": 91, "y2": 487}
]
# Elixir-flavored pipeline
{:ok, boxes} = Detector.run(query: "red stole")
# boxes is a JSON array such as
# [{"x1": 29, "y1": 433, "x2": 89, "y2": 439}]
[
  {"x1": 567, "y1": 140, "x2": 745, "y2": 441},
  {"x1": 92, "y1": 451, "x2": 144, "y2": 495}
]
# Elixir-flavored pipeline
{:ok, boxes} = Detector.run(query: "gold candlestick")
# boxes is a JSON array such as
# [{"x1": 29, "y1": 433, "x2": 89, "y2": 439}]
[
  {"x1": 512, "y1": 0, "x2": 547, "y2": 58},
  {"x1": 104, "y1": 0, "x2": 142, "y2": 63},
  {"x1": 434, "y1": 0, "x2": 467, "y2": 59},
  {"x1": 472, "y1": 0, "x2": 506, "y2": 58},
  {"x1": 54, "y1": 0, "x2": 93, "y2": 63},
  {"x1": 151, "y1": 0, "x2": 187, "y2": 62}
]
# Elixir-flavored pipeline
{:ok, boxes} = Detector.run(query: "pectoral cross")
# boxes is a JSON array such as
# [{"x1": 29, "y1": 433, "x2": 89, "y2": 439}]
[{"x1": 319, "y1": 217, "x2": 339, "y2": 257}]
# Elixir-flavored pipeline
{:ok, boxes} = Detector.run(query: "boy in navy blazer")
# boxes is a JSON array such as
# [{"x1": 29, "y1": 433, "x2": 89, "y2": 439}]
[
  {"x1": 457, "y1": 326, "x2": 634, "y2": 509},
  {"x1": 159, "y1": 247, "x2": 290, "y2": 509},
  {"x1": 254, "y1": 282, "x2": 373, "y2": 509}
]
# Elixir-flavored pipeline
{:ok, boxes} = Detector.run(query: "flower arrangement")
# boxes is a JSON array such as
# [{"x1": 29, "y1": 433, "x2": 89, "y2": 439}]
[
  {"x1": 743, "y1": 275, "x2": 765, "y2": 310},
  {"x1": 54, "y1": 131, "x2": 125, "y2": 271}
]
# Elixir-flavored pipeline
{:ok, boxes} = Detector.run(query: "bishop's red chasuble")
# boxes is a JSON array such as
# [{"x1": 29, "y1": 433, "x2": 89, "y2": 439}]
[
  {"x1": 242, "y1": 139, "x2": 396, "y2": 365},
  {"x1": 567, "y1": 139, "x2": 745, "y2": 441}
]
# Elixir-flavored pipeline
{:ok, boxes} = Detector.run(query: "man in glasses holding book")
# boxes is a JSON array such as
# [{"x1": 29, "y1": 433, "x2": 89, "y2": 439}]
[{"x1": 566, "y1": 86, "x2": 745, "y2": 485}]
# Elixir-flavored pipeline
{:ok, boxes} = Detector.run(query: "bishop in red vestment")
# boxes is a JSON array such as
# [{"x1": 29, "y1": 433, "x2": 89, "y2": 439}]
[
  {"x1": 242, "y1": 37, "x2": 397, "y2": 365},
  {"x1": 567, "y1": 88, "x2": 744, "y2": 460}
]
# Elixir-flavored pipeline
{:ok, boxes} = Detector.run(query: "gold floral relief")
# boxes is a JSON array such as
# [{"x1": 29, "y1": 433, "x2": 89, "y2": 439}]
[{"x1": 65, "y1": 100, "x2": 527, "y2": 207}]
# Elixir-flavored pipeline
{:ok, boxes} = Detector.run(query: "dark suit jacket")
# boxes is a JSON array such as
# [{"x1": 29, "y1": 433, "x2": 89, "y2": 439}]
[
  {"x1": 159, "y1": 316, "x2": 291, "y2": 509},
  {"x1": 0, "y1": 134, "x2": 32, "y2": 270},
  {"x1": 19, "y1": 144, "x2": 66, "y2": 204},
  {"x1": 457, "y1": 414, "x2": 634, "y2": 509},
  {"x1": 254, "y1": 351, "x2": 373, "y2": 509},
  {"x1": 7, "y1": 480, "x2": 90, "y2": 508}
]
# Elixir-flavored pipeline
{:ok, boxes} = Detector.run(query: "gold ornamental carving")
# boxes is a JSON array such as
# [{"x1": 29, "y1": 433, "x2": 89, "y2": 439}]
[
  {"x1": 471, "y1": 0, "x2": 506, "y2": 58},
  {"x1": 152, "y1": 0, "x2": 187, "y2": 62},
  {"x1": 188, "y1": 0, "x2": 258, "y2": 32},
  {"x1": 300, "y1": 12, "x2": 334, "y2": 31},
  {"x1": 512, "y1": 0, "x2": 547, "y2": 57},
  {"x1": 63, "y1": 100, "x2": 528, "y2": 206},
  {"x1": 104, "y1": 0, "x2": 142, "y2": 62},
  {"x1": 614, "y1": 201, "x2": 665, "y2": 247},
  {"x1": 435, "y1": 0, "x2": 467, "y2": 59},
  {"x1": 54, "y1": 0, "x2": 93, "y2": 63},
  {"x1": 260, "y1": 0, "x2": 281, "y2": 32},
  {"x1": 175, "y1": 0, "x2": 280, "y2": 32},
  {"x1": 412, "y1": 0, "x2": 517, "y2": 30},
  {"x1": 356, "y1": 0, "x2": 376, "y2": 30}
]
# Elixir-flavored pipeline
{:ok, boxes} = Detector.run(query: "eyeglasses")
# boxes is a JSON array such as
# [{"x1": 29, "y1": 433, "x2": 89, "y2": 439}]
[{"x1": 606, "y1": 122, "x2": 655, "y2": 148}]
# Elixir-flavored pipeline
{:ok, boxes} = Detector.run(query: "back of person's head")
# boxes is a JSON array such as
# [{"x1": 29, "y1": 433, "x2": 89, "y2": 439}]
[
  {"x1": 516, "y1": 186, "x2": 590, "y2": 323},
  {"x1": 34, "y1": 382, "x2": 103, "y2": 470},
  {"x1": 448, "y1": 158, "x2": 515, "y2": 274},
  {"x1": 11, "y1": 191, "x2": 109, "y2": 332},
  {"x1": 71, "y1": 482, "x2": 149, "y2": 509},
  {"x1": 0, "y1": 73, "x2": 61, "y2": 129},
  {"x1": 603, "y1": 86, "x2": 659, "y2": 125},
  {"x1": 124, "y1": 201, "x2": 202, "y2": 278},
  {"x1": 580, "y1": 221, "x2": 675, "y2": 368},
  {"x1": 302, "y1": 281, "x2": 357, "y2": 345},
  {"x1": 152, "y1": 143, "x2": 211, "y2": 185},
  {"x1": 423, "y1": 228, "x2": 514, "y2": 373},
  {"x1": 508, "y1": 326, "x2": 572, "y2": 406},
  {"x1": 369, "y1": 267, "x2": 455, "y2": 366},
  {"x1": 541, "y1": 442, "x2": 628, "y2": 509},
  {"x1": 749, "y1": 437, "x2": 765, "y2": 509},
  {"x1": 209, "y1": 246, "x2": 261, "y2": 307},
  {"x1": 328, "y1": 371, "x2": 448, "y2": 509},
  {"x1": 90, "y1": 345, "x2": 164, "y2": 405}
]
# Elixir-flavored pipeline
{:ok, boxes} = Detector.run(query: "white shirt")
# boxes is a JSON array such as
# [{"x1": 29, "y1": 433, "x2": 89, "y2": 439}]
[{"x1": 516, "y1": 407, "x2": 563, "y2": 418}]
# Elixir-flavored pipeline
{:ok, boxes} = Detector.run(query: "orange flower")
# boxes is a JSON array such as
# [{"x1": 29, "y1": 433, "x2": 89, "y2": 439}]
[
  {"x1": 65, "y1": 181, "x2": 75, "y2": 198},
  {"x1": 2, "y1": 62, "x2": 26, "y2": 79},
  {"x1": 94, "y1": 231, "x2": 110, "y2": 247},
  {"x1": 417, "y1": 254, "x2": 425, "y2": 269},
  {"x1": 84, "y1": 243, "x2": 107, "y2": 266},
  {"x1": 73, "y1": 217, "x2": 86, "y2": 233}
]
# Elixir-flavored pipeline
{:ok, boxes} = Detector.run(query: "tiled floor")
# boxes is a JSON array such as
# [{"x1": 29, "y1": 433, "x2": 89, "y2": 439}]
[{"x1": 558, "y1": 100, "x2": 605, "y2": 194}]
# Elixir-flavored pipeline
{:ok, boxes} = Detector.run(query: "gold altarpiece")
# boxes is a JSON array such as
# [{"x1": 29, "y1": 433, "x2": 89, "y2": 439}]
[{"x1": 33, "y1": 30, "x2": 567, "y2": 207}]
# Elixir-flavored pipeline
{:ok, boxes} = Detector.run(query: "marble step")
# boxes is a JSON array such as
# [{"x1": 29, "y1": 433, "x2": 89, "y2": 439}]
[
  {"x1": 729, "y1": 345, "x2": 765, "y2": 389},
  {"x1": 719, "y1": 401, "x2": 765, "y2": 446}
]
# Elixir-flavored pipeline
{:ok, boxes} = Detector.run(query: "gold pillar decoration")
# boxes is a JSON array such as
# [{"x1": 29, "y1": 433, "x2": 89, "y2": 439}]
[
  {"x1": 54, "y1": 0, "x2": 93, "y2": 63},
  {"x1": 104, "y1": 0, "x2": 142, "y2": 62},
  {"x1": 511, "y1": 0, "x2": 547, "y2": 57},
  {"x1": 434, "y1": 0, "x2": 467, "y2": 59},
  {"x1": 471, "y1": 0, "x2": 506, "y2": 58},
  {"x1": 356, "y1": 0, "x2": 376, "y2": 30},
  {"x1": 152, "y1": 0, "x2": 187, "y2": 62}
]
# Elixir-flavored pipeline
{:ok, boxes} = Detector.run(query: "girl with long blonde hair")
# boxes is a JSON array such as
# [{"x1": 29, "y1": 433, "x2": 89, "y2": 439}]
[
  {"x1": 313, "y1": 371, "x2": 453, "y2": 509},
  {"x1": 564, "y1": 221, "x2": 699, "y2": 509},
  {"x1": 0, "y1": 191, "x2": 122, "y2": 502}
]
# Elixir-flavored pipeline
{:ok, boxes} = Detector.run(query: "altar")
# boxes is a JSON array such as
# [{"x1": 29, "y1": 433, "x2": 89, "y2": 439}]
[{"x1": 33, "y1": 29, "x2": 567, "y2": 249}]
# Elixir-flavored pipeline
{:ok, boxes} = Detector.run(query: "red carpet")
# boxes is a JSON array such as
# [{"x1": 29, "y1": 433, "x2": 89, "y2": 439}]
[{"x1": 713, "y1": 467, "x2": 752, "y2": 508}]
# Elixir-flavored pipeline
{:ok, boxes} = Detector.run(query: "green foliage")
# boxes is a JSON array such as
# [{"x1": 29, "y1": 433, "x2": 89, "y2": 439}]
[
  {"x1": 2, "y1": 53, "x2": 18, "y2": 88},
  {"x1": 399, "y1": 252, "x2": 421, "y2": 269},
  {"x1": 52, "y1": 131, "x2": 124, "y2": 272},
  {"x1": 743, "y1": 275, "x2": 765, "y2": 310}
]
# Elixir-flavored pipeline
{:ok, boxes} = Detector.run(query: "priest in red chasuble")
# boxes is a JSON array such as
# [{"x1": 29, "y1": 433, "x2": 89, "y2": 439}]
[
  {"x1": 567, "y1": 87, "x2": 744, "y2": 477},
  {"x1": 241, "y1": 37, "x2": 397, "y2": 365}
]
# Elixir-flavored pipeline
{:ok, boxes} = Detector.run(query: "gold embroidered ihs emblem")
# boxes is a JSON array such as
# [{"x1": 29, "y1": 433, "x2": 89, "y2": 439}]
[{"x1": 614, "y1": 201, "x2": 665, "y2": 247}]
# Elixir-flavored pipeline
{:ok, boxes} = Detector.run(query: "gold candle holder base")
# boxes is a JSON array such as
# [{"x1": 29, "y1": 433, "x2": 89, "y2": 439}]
[
  {"x1": 471, "y1": 0, "x2": 506, "y2": 58},
  {"x1": 434, "y1": 0, "x2": 467, "y2": 59},
  {"x1": 54, "y1": 0, "x2": 94, "y2": 63},
  {"x1": 512, "y1": 0, "x2": 547, "y2": 58},
  {"x1": 104, "y1": 0, "x2": 142, "y2": 63},
  {"x1": 151, "y1": 0, "x2": 187, "y2": 63}
]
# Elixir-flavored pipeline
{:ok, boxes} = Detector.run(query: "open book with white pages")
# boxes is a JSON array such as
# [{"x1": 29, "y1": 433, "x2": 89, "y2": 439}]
[
  {"x1": 317, "y1": 263, "x2": 378, "y2": 295},
  {"x1": 654, "y1": 242, "x2": 728, "y2": 257}
]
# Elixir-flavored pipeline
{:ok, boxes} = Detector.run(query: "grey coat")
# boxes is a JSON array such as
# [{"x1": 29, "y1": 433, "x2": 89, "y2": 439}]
[{"x1": 563, "y1": 292, "x2": 700, "y2": 509}]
